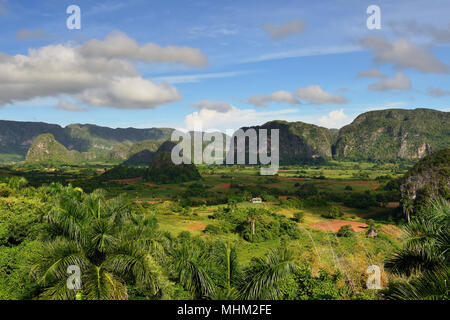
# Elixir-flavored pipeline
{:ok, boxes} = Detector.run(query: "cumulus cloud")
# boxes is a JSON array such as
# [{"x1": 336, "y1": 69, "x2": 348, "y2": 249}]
[
  {"x1": 361, "y1": 36, "x2": 448, "y2": 73},
  {"x1": 247, "y1": 90, "x2": 301, "y2": 107},
  {"x1": 16, "y1": 29, "x2": 50, "y2": 40},
  {"x1": 79, "y1": 77, "x2": 181, "y2": 109},
  {"x1": 192, "y1": 100, "x2": 233, "y2": 113},
  {"x1": 263, "y1": 20, "x2": 306, "y2": 40},
  {"x1": 54, "y1": 100, "x2": 87, "y2": 112},
  {"x1": 296, "y1": 85, "x2": 347, "y2": 104},
  {"x1": 357, "y1": 68, "x2": 385, "y2": 78},
  {"x1": 368, "y1": 72, "x2": 412, "y2": 91},
  {"x1": 80, "y1": 31, "x2": 208, "y2": 67},
  {"x1": 184, "y1": 106, "x2": 298, "y2": 131},
  {"x1": 0, "y1": 31, "x2": 206, "y2": 109},
  {"x1": 428, "y1": 87, "x2": 450, "y2": 98},
  {"x1": 389, "y1": 21, "x2": 450, "y2": 44},
  {"x1": 318, "y1": 109, "x2": 350, "y2": 128}
]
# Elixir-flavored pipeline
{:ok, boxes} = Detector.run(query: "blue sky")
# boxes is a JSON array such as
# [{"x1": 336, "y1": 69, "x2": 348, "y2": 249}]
[{"x1": 0, "y1": 0, "x2": 449, "y2": 131}]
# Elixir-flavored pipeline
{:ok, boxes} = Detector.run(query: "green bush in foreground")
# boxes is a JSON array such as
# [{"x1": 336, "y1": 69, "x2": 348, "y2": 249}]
[{"x1": 336, "y1": 225, "x2": 355, "y2": 237}]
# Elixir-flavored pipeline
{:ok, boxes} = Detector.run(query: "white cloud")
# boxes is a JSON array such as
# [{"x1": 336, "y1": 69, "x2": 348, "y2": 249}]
[
  {"x1": 244, "y1": 45, "x2": 361, "y2": 63},
  {"x1": 357, "y1": 68, "x2": 385, "y2": 78},
  {"x1": 16, "y1": 29, "x2": 50, "y2": 40},
  {"x1": 428, "y1": 87, "x2": 450, "y2": 97},
  {"x1": 263, "y1": 20, "x2": 306, "y2": 40},
  {"x1": 79, "y1": 77, "x2": 181, "y2": 109},
  {"x1": 54, "y1": 100, "x2": 87, "y2": 112},
  {"x1": 0, "y1": 31, "x2": 206, "y2": 109},
  {"x1": 192, "y1": 100, "x2": 233, "y2": 113},
  {"x1": 365, "y1": 102, "x2": 407, "y2": 112},
  {"x1": 318, "y1": 109, "x2": 350, "y2": 128},
  {"x1": 296, "y1": 85, "x2": 347, "y2": 104},
  {"x1": 184, "y1": 106, "x2": 299, "y2": 131},
  {"x1": 80, "y1": 31, "x2": 207, "y2": 67},
  {"x1": 248, "y1": 90, "x2": 301, "y2": 107},
  {"x1": 154, "y1": 71, "x2": 245, "y2": 84},
  {"x1": 368, "y1": 72, "x2": 412, "y2": 91},
  {"x1": 361, "y1": 36, "x2": 448, "y2": 73}
]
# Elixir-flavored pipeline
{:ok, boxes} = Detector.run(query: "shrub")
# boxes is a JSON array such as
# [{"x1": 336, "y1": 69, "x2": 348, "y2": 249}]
[
  {"x1": 203, "y1": 224, "x2": 221, "y2": 235},
  {"x1": 322, "y1": 205, "x2": 343, "y2": 219},
  {"x1": 344, "y1": 185, "x2": 353, "y2": 191},
  {"x1": 293, "y1": 211, "x2": 305, "y2": 223},
  {"x1": 336, "y1": 225, "x2": 355, "y2": 237}
]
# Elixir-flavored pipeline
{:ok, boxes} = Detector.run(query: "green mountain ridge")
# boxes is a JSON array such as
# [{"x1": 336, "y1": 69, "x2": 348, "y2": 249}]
[
  {"x1": 2, "y1": 108, "x2": 450, "y2": 165},
  {"x1": 237, "y1": 120, "x2": 333, "y2": 165},
  {"x1": 0, "y1": 120, "x2": 173, "y2": 162},
  {"x1": 334, "y1": 108, "x2": 450, "y2": 161}
]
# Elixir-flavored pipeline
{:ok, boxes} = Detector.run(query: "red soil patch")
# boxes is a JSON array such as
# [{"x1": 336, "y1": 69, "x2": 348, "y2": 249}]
[
  {"x1": 278, "y1": 177, "x2": 306, "y2": 181},
  {"x1": 111, "y1": 177, "x2": 142, "y2": 184},
  {"x1": 310, "y1": 220, "x2": 368, "y2": 232},
  {"x1": 373, "y1": 184, "x2": 381, "y2": 191},
  {"x1": 143, "y1": 182, "x2": 156, "y2": 187},
  {"x1": 187, "y1": 222, "x2": 207, "y2": 231},
  {"x1": 385, "y1": 202, "x2": 400, "y2": 208},
  {"x1": 221, "y1": 183, "x2": 231, "y2": 189}
]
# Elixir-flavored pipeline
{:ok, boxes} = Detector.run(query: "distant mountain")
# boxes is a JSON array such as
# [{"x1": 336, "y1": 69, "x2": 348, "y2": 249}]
[
  {"x1": 234, "y1": 120, "x2": 334, "y2": 165},
  {"x1": 2, "y1": 108, "x2": 449, "y2": 164},
  {"x1": 123, "y1": 140, "x2": 176, "y2": 166},
  {"x1": 334, "y1": 108, "x2": 450, "y2": 161},
  {"x1": 0, "y1": 120, "x2": 173, "y2": 162},
  {"x1": 146, "y1": 151, "x2": 200, "y2": 184},
  {"x1": 26, "y1": 134, "x2": 84, "y2": 163}
]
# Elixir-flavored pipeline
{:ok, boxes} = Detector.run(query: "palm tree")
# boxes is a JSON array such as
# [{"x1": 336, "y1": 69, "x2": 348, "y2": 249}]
[
  {"x1": 30, "y1": 185, "x2": 166, "y2": 300},
  {"x1": 401, "y1": 196, "x2": 414, "y2": 223},
  {"x1": 247, "y1": 208, "x2": 262, "y2": 241},
  {"x1": 385, "y1": 266, "x2": 449, "y2": 300},
  {"x1": 169, "y1": 238, "x2": 215, "y2": 299},
  {"x1": 240, "y1": 248, "x2": 297, "y2": 300},
  {"x1": 210, "y1": 239, "x2": 241, "y2": 299},
  {"x1": 384, "y1": 199, "x2": 450, "y2": 299}
]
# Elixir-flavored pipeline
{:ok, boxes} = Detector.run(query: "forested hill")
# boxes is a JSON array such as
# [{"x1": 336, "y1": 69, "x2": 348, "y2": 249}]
[
  {"x1": 236, "y1": 120, "x2": 334, "y2": 165},
  {"x1": 0, "y1": 120, "x2": 173, "y2": 162},
  {"x1": 1, "y1": 108, "x2": 449, "y2": 164},
  {"x1": 333, "y1": 108, "x2": 450, "y2": 161},
  {"x1": 234, "y1": 108, "x2": 450, "y2": 164}
]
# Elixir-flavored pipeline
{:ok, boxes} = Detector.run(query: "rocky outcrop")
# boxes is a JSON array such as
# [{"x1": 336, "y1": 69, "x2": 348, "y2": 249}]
[{"x1": 334, "y1": 108, "x2": 450, "y2": 161}]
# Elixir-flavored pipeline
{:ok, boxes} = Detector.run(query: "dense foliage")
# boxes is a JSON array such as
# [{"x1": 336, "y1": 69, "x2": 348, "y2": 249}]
[{"x1": 384, "y1": 199, "x2": 450, "y2": 300}]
